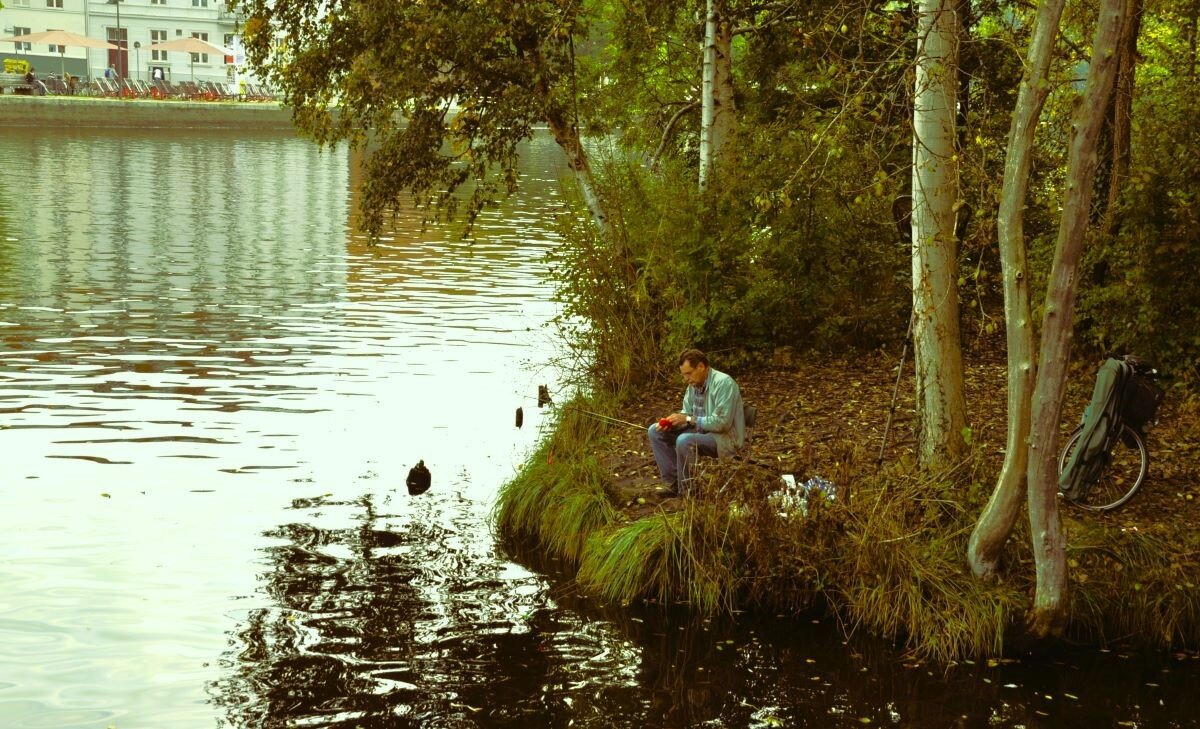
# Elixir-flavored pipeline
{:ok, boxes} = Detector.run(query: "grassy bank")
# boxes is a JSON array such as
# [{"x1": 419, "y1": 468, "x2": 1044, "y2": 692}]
[{"x1": 495, "y1": 359, "x2": 1200, "y2": 663}]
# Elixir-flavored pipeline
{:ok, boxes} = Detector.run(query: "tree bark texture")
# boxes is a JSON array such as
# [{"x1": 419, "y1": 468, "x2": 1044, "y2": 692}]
[
  {"x1": 699, "y1": 0, "x2": 735, "y2": 189},
  {"x1": 1026, "y1": 0, "x2": 1129, "y2": 638},
  {"x1": 547, "y1": 108, "x2": 608, "y2": 232},
  {"x1": 1101, "y1": 0, "x2": 1143, "y2": 238},
  {"x1": 911, "y1": 0, "x2": 968, "y2": 472},
  {"x1": 967, "y1": 0, "x2": 1067, "y2": 580}
]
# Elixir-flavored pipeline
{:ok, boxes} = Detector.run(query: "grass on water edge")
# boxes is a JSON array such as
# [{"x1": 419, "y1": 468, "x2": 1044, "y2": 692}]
[{"x1": 494, "y1": 396, "x2": 1200, "y2": 663}]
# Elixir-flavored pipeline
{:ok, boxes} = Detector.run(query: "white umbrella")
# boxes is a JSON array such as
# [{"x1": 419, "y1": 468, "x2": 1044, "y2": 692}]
[
  {"x1": 147, "y1": 37, "x2": 233, "y2": 82},
  {"x1": 0, "y1": 30, "x2": 117, "y2": 81}
]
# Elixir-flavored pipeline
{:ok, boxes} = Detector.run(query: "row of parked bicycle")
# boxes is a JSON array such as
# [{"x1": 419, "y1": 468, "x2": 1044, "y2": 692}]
[
  {"x1": 28, "y1": 74, "x2": 277, "y2": 101},
  {"x1": 87, "y1": 77, "x2": 277, "y2": 101}
]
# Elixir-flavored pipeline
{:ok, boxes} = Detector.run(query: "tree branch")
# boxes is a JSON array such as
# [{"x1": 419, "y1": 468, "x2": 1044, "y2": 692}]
[{"x1": 651, "y1": 100, "x2": 700, "y2": 171}]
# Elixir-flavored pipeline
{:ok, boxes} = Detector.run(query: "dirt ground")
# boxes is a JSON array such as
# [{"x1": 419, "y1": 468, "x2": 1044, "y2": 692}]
[{"x1": 594, "y1": 350, "x2": 1200, "y2": 526}]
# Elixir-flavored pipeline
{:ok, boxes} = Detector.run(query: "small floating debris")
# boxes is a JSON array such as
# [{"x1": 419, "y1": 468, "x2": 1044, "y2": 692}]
[
  {"x1": 515, "y1": 406, "x2": 524, "y2": 429},
  {"x1": 537, "y1": 385, "x2": 552, "y2": 407},
  {"x1": 406, "y1": 460, "x2": 431, "y2": 495}
]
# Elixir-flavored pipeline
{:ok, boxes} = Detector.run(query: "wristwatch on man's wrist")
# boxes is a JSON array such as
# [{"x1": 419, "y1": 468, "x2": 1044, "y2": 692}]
[{"x1": 686, "y1": 415, "x2": 694, "y2": 426}]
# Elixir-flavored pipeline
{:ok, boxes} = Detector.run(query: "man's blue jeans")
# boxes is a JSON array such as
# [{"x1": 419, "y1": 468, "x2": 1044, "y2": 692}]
[{"x1": 647, "y1": 424, "x2": 718, "y2": 494}]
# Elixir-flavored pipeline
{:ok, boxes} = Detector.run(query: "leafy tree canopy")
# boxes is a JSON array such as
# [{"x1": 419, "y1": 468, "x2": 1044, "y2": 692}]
[{"x1": 232, "y1": 0, "x2": 590, "y2": 237}]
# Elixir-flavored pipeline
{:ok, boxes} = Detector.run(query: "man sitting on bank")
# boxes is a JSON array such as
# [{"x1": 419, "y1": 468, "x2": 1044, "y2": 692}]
[{"x1": 648, "y1": 348, "x2": 745, "y2": 496}]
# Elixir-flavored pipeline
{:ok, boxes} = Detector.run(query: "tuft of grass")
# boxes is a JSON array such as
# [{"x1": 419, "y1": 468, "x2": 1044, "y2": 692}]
[
  {"x1": 578, "y1": 515, "x2": 682, "y2": 605},
  {"x1": 541, "y1": 467, "x2": 617, "y2": 565},
  {"x1": 494, "y1": 399, "x2": 618, "y2": 564},
  {"x1": 1066, "y1": 519, "x2": 1200, "y2": 647},
  {"x1": 829, "y1": 458, "x2": 1021, "y2": 661},
  {"x1": 577, "y1": 501, "x2": 742, "y2": 614}
]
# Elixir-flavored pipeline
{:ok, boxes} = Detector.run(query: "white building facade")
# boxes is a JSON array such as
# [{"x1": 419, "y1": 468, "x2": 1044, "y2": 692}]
[{"x1": 3, "y1": 0, "x2": 251, "y2": 85}]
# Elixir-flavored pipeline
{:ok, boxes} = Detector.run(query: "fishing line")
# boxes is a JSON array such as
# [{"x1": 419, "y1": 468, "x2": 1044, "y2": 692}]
[
  {"x1": 559, "y1": 405, "x2": 647, "y2": 432},
  {"x1": 511, "y1": 389, "x2": 647, "y2": 432}
]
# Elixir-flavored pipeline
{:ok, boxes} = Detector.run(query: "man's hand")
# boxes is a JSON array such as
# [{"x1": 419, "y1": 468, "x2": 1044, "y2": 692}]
[{"x1": 656, "y1": 412, "x2": 689, "y2": 431}]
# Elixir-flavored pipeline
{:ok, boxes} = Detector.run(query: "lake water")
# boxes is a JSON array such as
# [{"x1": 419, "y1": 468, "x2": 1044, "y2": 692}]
[{"x1": 1, "y1": 127, "x2": 1197, "y2": 728}]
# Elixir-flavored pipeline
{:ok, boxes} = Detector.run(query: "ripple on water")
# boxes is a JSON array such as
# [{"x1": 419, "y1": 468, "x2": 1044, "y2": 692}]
[{"x1": 0, "y1": 129, "x2": 583, "y2": 728}]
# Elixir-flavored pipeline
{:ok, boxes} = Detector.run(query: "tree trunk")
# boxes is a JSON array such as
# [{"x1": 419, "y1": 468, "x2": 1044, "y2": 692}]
[
  {"x1": 1100, "y1": 0, "x2": 1143, "y2": 238},
  {"x1": 528, "y1": 30, "x2": 610, "y2": 239},
  {"x1": 967, "y1": 0, "x2": 1067, "y2": 580},
  {"x1": 911, "y1": 0, "x2": 968, "y2": 472},
  {"x1": 699, "y1": 0, "x2": 734, "y2": 189},
  {"x1": 546, "y1": 108, "x2": 608, "y2": 233},
  {"x1": 1026, "y1": 0, "x2": 1129, "y2": 638}
]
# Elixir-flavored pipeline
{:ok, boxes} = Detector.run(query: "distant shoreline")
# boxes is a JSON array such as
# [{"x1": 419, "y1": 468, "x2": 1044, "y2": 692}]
[{"x1": 0, "y1": 95, "x2": 296, "y2": 131}]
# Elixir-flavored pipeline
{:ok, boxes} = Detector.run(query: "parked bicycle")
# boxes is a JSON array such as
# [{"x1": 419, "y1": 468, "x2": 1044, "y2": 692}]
[{"x1": 1058, "y1": 354, "x2": 1164, "y2": 512}]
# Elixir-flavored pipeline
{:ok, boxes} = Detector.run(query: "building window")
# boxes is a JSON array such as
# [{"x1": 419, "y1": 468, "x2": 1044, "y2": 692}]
[
  {"x1": 191, "y1": 0, "x2": 208, "y2": 6},
  {"x1": 151, "y1": 30, "x2": 168, "y2": 61},
  {"x1": 151, "y1": 0, "x2": 166, "y2": 4},
  {"x1": 49, "y1": 44, "x2": 65, "y2": 53},
  {"x1": 13, "y1": 27, "x2": 32, "y2": 51},
  {"x1": 46, "y1": 0, "x2": 64, "y2": 7},
  {"x1": 12, "y1": 0, "x2": 31, "y2": 7},
  {"x1": 191, "y1": 32, "x2": 209, "y2": 63}
]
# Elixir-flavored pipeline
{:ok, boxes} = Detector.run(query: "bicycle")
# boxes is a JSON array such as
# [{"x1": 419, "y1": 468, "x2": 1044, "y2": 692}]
[{"x1": 1057, "y1": 355, "x2": 1163, "y2": 513}]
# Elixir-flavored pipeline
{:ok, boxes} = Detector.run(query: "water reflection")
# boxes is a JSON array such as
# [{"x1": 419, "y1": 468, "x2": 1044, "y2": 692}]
[
  {"x1": 0, "y1": 128, "x2": 569, "y2": 728},
  {"x1": 213, "y1": 492, "x2": 558, "y2": 727}
]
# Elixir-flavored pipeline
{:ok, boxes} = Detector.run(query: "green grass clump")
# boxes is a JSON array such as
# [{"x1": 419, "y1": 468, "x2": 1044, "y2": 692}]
[
  {"x1": 1066, "y1": 519, "x2": 1200, "y2": 647},
  {"x1": 577, "y1": 515, "x2": 684, "y2": 605},
  {"x1": 577, "y1": 499, "x2": 744, "y2": 614},
  {"x1": 494, "y1": 401, "x2": 618, "y2": 565}
]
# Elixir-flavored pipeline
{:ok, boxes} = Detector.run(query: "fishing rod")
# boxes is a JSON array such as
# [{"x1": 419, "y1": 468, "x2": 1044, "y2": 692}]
[
  {"x1": 559, "y1": 405, "x2": 647, "y2": 432},
  {"x1": 512, "y1": 386, "x2": 648, "y2": 432},
  {"x1": 878, "y1": 308, "x2": 914, "y2": 467}
]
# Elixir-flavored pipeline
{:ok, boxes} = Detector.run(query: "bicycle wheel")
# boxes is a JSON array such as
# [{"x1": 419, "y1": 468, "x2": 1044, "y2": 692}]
[{"x1": 1058, "y1": 425, "x2": 1148, "y2": 512}]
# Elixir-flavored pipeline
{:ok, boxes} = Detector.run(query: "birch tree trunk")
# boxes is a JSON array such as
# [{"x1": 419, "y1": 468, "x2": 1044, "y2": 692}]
[
  {"x1": 699, "y1": 0, "x2": 735, "y2": 189},
  {"x1": 531, "y1": 39, "x2": 611, "y2": 239},
  {"x1": 547, "y1": 108, "x2": 608, "y2": 234},
  {"x1": 967, "y1": 0, "x2": 1067, "y2": 579},
  {"x1": 911, "y1": 0, "x2": 968, "y2": 471},
  {"x1": 1026, "y1": 0, "x2": 1129, "y2": 637}
]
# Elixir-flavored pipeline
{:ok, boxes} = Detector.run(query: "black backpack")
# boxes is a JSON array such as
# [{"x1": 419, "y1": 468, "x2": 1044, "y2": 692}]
[{"x1": 1118, "y1": 355, "x2": 1165, "y2": 433}]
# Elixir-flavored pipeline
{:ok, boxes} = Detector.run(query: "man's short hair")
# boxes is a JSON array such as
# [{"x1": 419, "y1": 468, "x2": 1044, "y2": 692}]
[{"x1": 678, "y1": 349, "x2": 708, "y2": 368}]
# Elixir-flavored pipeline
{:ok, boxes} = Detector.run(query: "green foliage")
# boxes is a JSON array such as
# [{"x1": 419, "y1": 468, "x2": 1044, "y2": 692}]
[
  {"x1": 494, "y1": 402, "x2": 618, "y2": 564},
  {"x1": 550, "y1": 138, "x2": 908, "y2": 388},
  {"x1": 548, "y1": 166, "x2": 666, "y2": 393},
  {"x1": 235, "y1": 0, "x2": 1200, "y2": 384},
  {"x1": 1071, "y1": 7, "x2": 1200, "y2": 381},
  {"x1": 574, "y1": 0, "x2": 697, "y2": 150},
  {"x1": 231, "y1": 0, "x2": 590, "y2": 238}
]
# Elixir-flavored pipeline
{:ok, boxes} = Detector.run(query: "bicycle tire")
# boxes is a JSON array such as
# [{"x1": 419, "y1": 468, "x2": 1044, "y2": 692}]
[{"x1": 1058, "y1": 425, "x2": 1148, "y2": 512}]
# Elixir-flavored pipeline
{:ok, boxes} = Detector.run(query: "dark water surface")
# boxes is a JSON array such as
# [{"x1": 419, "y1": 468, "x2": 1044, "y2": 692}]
[{"x1": 1, "y1": 128, "x2": 1198, "y2": 728}]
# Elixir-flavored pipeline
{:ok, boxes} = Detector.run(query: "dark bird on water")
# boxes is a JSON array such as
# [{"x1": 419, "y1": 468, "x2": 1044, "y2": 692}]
[
  {"x1": 515, "y1": 406, "x2": 524, "y2": 428},
  {"x1": 538, "y1": 385, "x2": 552, "y2": 408},
  {"x1": 406, "y1": 460, "x2": 431, "y2": 495}
]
